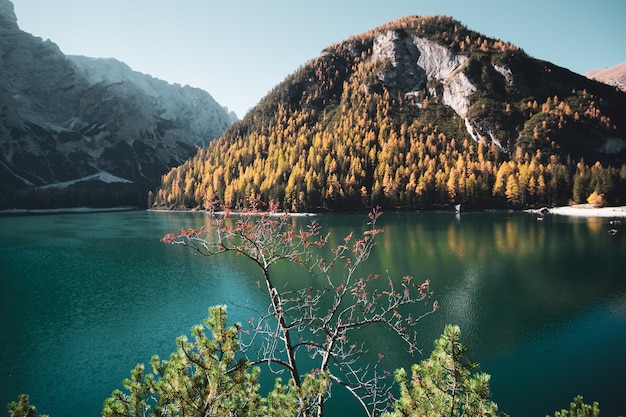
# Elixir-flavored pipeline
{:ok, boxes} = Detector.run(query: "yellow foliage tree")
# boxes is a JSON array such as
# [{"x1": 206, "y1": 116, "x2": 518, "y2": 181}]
[{"x1": 587, "y1": 191, "x2": 606, "y2": 208}]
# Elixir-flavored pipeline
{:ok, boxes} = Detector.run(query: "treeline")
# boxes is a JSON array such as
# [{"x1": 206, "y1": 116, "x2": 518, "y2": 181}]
[
  {"x1": 4, "y1": 183, "x2": 148, "y2": 210},
  {"x1": 362, "y1": 15, "x2": 521, "y2": 58},
  {"x1": 153, "y1": 94, "x2": 626, "y2": 211},
  {"x1": 153, "y1": 16, "x2": 626, "y2": 212}
]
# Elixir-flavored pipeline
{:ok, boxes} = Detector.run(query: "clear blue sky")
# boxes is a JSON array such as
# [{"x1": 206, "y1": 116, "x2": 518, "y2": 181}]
[{"x1": 12, "y1": 0, "x2": 626, "y2": 118}]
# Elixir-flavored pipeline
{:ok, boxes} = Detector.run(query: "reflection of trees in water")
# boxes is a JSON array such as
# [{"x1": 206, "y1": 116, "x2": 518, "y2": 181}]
[{"x1": 361, "y1": 212, "x2": 625, "y2": 356}]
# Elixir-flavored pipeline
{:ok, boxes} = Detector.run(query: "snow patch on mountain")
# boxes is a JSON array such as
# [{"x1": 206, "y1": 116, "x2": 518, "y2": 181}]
[{"x1": 38, "y1": 172, "x2": 133, "y2": 190}]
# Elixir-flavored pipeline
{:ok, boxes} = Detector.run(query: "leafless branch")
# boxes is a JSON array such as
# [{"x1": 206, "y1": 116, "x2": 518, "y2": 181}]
[{"x1": 161, "y1": 202, "x2": 438, "y2": 416}]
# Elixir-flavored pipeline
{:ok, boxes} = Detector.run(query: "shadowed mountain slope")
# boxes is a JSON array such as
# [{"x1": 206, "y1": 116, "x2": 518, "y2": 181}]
[{"x1": 0, "y1": 0, "x2": 233, "y2": 209}]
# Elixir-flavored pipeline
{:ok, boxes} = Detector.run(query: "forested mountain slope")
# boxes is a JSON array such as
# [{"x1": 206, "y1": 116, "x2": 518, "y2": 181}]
[{"x1": 155, "y1": 16, "x2": 626, "y2": 212}]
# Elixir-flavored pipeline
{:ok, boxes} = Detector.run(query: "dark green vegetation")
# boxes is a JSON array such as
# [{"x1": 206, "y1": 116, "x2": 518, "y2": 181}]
[
  {"x1": 383, "y1": 324, "x2": 503, "y2": 417},
  {"x1": 5, "y1": 182, "x2": 150, "y2": 210},
  {"x1": 154, "y1": 16, "x2": 626, "y2": 212},
  {"x1": 6, "y1": 320, "x2": 602, "y2": 417}
]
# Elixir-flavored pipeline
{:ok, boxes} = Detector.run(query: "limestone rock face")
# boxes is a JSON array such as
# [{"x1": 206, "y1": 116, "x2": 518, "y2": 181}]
[
  {"x1": 372, "y1": 31, "x2": 479, "y2": 141},
  {"x1": 0, "y1": 0, "x2": 17, "y2": 29},
  {"x1": 372, "y1": 30, "x2": 428, "y2": 98},
  {"x1": 0, "y1": 0, "x2": 233, "y2": 208},
  {"x1": 373, "y1": 31, "x2": 475, "y2": 117},
  {"x1": 413, "y1": 36, "x2": 475, "y2": 119},
  {"x1": 368, "y1": 25, "x2": 626, "y2": 156}
]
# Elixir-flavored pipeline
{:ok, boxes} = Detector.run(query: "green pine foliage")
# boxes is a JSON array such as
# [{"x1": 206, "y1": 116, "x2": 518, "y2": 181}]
[
  {"x1": 6, "y1": 322, "x2": 606, "y2": 417},
  {"x1": 101, "y1": 305, "x2": 323, "y2": 417},
  {"x1": 6, "y1": 395, "x2": 47, "y2": 417},
  {"x1": 102, "y1": 306, "x2": 263, "y2": 417},
  {"x1": 549, "y1": 395, "x2": 600, "y2": 417},
  {"x1": 546, "y1": 395, "x2": 600, "y2": 417},
  {"x1": 383, "y1": 324, "x2": 505, "y2": 417}
]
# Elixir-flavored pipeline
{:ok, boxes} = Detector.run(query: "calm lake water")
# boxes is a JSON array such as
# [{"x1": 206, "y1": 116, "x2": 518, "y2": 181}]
[{"x1": 1, "y1": 210, "x2": 625, "y2": 416}]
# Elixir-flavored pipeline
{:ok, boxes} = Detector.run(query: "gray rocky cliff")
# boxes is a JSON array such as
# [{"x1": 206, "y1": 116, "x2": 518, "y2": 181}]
[
  {"x1": 369, "y1": 27, "x2": 626, "y2": 157},
  {"x1": 0, "y1": 0, "x2": 233, "y2": 208},
  {"x1": 372, "y1": 30, "x2": 498, "y2": 147}
]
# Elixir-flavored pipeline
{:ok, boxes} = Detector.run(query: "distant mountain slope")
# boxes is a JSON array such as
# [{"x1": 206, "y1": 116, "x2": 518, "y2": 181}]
[
  {"x1": 586, "y1": 62, "x2": 626, "y2": 91},
  {"x1": 0, "y1": 0, "x2": 233, "y2": 209},
  {"x1": 154, "y1": 15, "x2": 626, "y2": 212}
]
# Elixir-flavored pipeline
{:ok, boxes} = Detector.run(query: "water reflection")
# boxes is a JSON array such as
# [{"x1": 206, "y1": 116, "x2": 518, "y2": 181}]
[{"x1": 371, "y1": 212, "x2": 625, "y2": 351}]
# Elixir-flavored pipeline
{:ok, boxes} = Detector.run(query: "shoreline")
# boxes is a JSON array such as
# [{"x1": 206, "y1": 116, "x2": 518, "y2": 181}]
[
  {"x1": 147, "y1": 208, "x2": 318, "y2": 217},
  {"x1": 2, "y1": 204, "x2": 626, "y2": 218},
  {"x1": 152, "y1": 205, "x2": 626, "y2": 218},
  {"x1": 526, "y1": 204, "x2": 626, "y2": 218},
  {"x1": 0, "y1": 206, "x2": 139, "y2": 216}
]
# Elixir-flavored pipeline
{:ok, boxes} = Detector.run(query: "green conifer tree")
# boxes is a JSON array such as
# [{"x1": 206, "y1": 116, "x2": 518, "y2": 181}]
[
  {"x1": 550, "y1": 395, "x2": 600, "y2": 417},
  {"x1": 384, "y1": 325, "x2": 506, "y2": 417},
  {"x1": 7, "y1": 395, "x2": 46, "y2": 417}
]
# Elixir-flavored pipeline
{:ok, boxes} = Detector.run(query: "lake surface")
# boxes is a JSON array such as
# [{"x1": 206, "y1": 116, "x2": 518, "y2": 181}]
[{"x1": 1, "y1": 210, "x2": 625, "y2": 416}]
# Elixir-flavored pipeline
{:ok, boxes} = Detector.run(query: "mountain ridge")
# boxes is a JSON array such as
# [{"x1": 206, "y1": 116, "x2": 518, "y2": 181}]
[
  {"x1": 586, "y1": 61, "x2": 626, "y2": 91},
  {"x1": 0, "y1": 0, "x2": 233, "y2": 209},
  {"x1": 154, "y1": 15, "x2": 626, "y2": 212}
]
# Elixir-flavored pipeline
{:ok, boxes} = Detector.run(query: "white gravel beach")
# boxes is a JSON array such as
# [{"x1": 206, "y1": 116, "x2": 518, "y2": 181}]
[{"x1": 536, "y1": 204, "x2": 626, "y2": 218}]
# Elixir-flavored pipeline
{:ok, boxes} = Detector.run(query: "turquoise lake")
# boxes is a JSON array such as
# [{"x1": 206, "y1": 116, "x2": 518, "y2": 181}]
[{"x1": 1, "y1": 210, "x2": 625, "y2": 416}]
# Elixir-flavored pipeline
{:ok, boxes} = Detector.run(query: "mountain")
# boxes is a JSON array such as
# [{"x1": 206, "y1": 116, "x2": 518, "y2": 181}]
[
  {"x1": 154, "y1": 15, "x2": 626, "y2": 212},
  {"x1": 0, "y1": 0, "x2": 233, "y2": 209},
  {"x1": 586, "y1": 62, "x2": 626, "y2": 92}
]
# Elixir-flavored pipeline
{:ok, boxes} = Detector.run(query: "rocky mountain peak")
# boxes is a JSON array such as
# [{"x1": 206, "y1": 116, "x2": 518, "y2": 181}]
[
  {"x1": 0, "y1": 0, "x2": 234, "y2": 209},
  {"x1": 586, "y1": 62, "x2": 626, "y2": 91},
  {"x1": 0, "y1": 0, "x2": 17, "y2": 31}
]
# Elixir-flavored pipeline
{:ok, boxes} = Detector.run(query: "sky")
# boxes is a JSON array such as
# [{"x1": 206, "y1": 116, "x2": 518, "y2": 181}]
[{"x1": 11, "y1": 0, "x2": 626, "y2": 118}]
